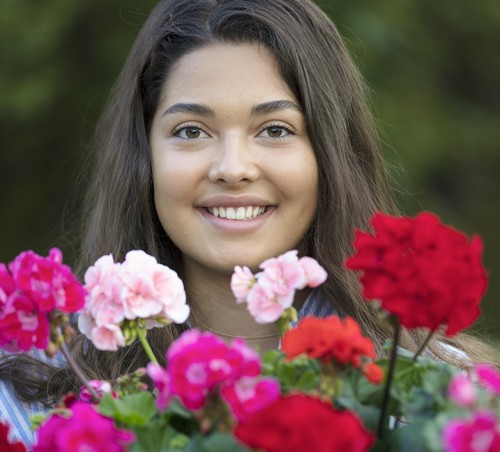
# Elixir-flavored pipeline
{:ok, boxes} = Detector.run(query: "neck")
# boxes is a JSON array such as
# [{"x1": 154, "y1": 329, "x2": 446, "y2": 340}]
[
  {"x1": 183, "y1": 261, "x2": 281, "y2": 352},
  {"x1": 182, "y1": 259, "x2": 310, "y2": 353}
]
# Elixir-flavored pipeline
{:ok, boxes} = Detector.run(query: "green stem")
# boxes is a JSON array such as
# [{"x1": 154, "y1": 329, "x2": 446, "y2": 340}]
[
  {"x1": 412, "y1": 330, "x2": 434, "y2": 362},
  {"x1": 137, "y1": 328, "x2": 159, "y2": 365},
  {"x1": 377, "y1": 318, "x2": 400, "y2": 440},
  {"x1": 60, "y1": 341, "x2": 100, "y2": 401}
]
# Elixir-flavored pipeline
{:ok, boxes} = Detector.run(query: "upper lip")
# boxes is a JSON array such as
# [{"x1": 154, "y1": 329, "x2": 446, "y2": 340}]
[{"x1": 197, "y1": 195, "x2": 274, "y2": 208}]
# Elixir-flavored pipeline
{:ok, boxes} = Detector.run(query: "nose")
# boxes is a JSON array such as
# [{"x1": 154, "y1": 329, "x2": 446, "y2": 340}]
[{"x1": 208, "y1": 133, "x2": 260, "y2": 184}]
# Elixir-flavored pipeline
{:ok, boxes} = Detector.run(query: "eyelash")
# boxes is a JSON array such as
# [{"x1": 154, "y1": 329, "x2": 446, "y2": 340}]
[
  {"x1": 259, "y1": 123, "x2": 295, "y2": 140},
  {"x1": 171, "y1": 122, "x2": 296, "y2": 141}
]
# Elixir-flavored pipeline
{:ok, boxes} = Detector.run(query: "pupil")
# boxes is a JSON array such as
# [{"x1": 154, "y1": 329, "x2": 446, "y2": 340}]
[
  {"x1": 186, "y1": 128, "x2": 200, "y2": 138},
  {"x1": 269, "y1": 127, "x2": 282, "y2": 137}
]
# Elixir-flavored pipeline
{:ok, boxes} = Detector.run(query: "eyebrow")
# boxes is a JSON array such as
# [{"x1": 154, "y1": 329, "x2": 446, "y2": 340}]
[{"x1": 162, "y1": 99, "x2": 302, "y2": 118}]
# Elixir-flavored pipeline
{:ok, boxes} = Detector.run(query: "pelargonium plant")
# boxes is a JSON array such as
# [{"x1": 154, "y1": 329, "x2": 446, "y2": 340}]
[{"x1": 0, "y1": 211, "x2": 499, "y2": 451}]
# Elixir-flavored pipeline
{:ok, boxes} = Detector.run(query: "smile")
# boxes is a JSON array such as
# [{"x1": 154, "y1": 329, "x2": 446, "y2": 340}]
[{"x1": 207, "y1": 206, "x2": 266, "y2": 220}]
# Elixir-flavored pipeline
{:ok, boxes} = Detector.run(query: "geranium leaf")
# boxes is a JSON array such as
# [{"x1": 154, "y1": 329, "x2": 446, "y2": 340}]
[
  {"x1": 185, "y1": 433, "x2": 248, "y2": 451},
  {"x1": 98, "y1": 392, "x2": 156, "y2": 426}
]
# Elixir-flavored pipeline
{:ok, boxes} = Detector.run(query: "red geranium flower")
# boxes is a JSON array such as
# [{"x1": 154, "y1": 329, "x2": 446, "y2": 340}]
[
  {"x1": 345, "y1": 212, "x2": 487, "y2": 336},
  {"x1": 282, "y1": 316, "x2": 376, "y2": 367},
  {"x1": 234, "y1": 394, "x2": 373, "y2": 452},
  {"x1": 0, "y1": 422, "x2": 27, "y2": 452}
]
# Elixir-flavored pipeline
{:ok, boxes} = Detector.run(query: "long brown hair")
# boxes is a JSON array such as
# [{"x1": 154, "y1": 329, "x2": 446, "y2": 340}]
[{"x1": 2, "y1": 0, "x2": 498, "y2": 405}]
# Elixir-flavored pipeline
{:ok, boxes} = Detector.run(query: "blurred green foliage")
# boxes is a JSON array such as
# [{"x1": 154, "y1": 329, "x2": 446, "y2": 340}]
[{"x1": 1, "y1": 0, "x2": 499, "y2": 342}]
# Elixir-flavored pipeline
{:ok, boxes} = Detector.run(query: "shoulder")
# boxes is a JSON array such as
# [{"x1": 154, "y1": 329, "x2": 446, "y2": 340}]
[
  {"x1": 0, "y1": 349, "x2": 66, "y2": 446},
  {"x1": 297, "y1": 289, "x2": 337, "y2": 319}
]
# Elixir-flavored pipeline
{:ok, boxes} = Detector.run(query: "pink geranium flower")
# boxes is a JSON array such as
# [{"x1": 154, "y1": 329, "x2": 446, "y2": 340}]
[
  {"x1": 79, "y1": 250, "x2": 189, "y2": 351},
  {"x1": 221, "y1": 376, "x2": 281, "y2": 422},
  {"x1": 259, "y1": 250, "x2": 308, "y2": 295},
  {"x1": 34, "y1": 402, "x2": 134, "y2": 452},
  {"x1": 442, "y1": 411, "x2": 500, "y2": 452},
  {"x1": 231, "y1": 251, "x2": 328, "y2": 324},
  {"x1": 448, "y1": 373, "x2": 476, "y2": 408},
  {"x1": 230, "y1": 266, "x2": 255, "y2": 303}
]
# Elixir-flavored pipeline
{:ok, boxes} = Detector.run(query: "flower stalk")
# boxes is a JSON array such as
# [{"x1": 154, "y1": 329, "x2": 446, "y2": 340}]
[
  {"x1": 137, "y1": 327, "x2": 159, "y2": 365},
  {"x1": 412, "y1": 330, "x2": 434, "y2": 362},
  {"x1": 59, "y1": 341, "x2": 100, "y2": 401},
  {"x1": 377, "y1": 317, "x2": 400, "y2": 439}
]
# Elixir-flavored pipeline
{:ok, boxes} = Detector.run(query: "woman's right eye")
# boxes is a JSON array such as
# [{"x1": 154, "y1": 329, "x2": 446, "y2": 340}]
[{"x1": 173, "y1": 126, "x2": 209, "y2": 140}]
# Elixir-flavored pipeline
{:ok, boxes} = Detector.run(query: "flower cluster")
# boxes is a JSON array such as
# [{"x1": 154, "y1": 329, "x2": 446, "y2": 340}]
[
  {"x1": 231, "y1": 250, "x2": 327, "y2": 323},
  {"x1": 0, "y1": 211, "x2": 497, "y2": 452},
  {"x1": 282, "y1": 316, "x2": 383, "y2": 384},
  {"x1": 444, "y1": 364, "x2": 500, "y2": 451},
  {"x1": 0, "y1": 248, "x2": 85, "y2": 352},
  {"x1": 235, "y1": 394, "x2": 373, "y2": 452},
  {"x1": 147, "y1": 330, "x2": 280, "y2": 422},
  {"x1": 35, "y1": 402, "x2": 134, "y2": 452},
  {"x1": 346, "y1": 212, "x2": 487, "y2": 335},
  {"x1": 78, "y1": 250, "x2": 189, "y2": 351}
]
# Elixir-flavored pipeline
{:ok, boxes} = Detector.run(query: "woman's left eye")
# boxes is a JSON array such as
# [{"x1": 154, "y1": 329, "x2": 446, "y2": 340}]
[{"x1": 259, "y1": 125, "x2": 294, "y2": 139}]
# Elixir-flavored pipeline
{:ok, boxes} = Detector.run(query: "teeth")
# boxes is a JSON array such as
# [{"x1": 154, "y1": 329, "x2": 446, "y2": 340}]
[{"x1": 207, "y1": 206, "x2": 267, "y2": 220}]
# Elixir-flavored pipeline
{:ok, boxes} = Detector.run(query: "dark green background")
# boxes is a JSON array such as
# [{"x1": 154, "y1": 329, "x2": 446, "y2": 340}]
[{"x1": 1, "y1": 1, "x2": 499, "y2": 344}]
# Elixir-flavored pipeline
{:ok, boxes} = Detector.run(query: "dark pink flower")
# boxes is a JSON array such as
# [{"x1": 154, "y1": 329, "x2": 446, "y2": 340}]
[
  {"x1": 475, "y1": 364, "x2": 500, "y2": 396},
  {"x1": 442, "y1": 411, "x2": 500, "y2": 452},
  {"x1": 80, "y1": 379, "x2": 116, "y2": 403},
  {"x1": 147, "y1": 363, "x2": 171, "y2": 411},
  {"x1": 221, "y1": 376, "x2": 280, "y2": 422},
  {"x1": 9, "y1": 248, "x2": 85, "y2": 313},
  {"x1": 34, "y1": 402, "x2": 134, "y2": 452},
  {"x1": 159, "y1": 330, "x2": 262, "y2": 410},
  {"x1": 0, "y1": 292, "x2": 49, "y2": 351}
]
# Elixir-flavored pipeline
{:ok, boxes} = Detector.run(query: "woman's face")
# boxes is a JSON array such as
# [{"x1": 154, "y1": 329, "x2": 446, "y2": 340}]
[{"x1": 149, "y1": 43, "x2": 318, "y2": 276}]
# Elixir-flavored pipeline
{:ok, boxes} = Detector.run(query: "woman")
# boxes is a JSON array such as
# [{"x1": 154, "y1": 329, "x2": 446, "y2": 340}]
[{"x1": 1, "y1": 0, "x2": 498, "y2": 445}]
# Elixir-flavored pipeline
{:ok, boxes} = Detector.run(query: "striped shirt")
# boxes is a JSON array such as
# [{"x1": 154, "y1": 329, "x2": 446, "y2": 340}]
[{"x1": 0, "y1": 292, "x2": 336, "y2": 446}]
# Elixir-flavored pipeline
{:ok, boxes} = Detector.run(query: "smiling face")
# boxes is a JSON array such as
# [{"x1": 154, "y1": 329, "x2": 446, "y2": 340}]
[{"x1": 149, "y1": 43, "x2": 318, "y2": 278}]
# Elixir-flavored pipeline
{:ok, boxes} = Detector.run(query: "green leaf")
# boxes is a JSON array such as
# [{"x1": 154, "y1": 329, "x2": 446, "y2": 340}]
[
  {"x1": 98, "y1": 392, "x2": 157, "y2": 426},
  {"x1": 185, "y1": 433, "x2": 249, "y2": 452}
]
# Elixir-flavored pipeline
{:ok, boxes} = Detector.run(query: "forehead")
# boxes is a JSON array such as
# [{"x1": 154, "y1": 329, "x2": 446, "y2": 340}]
[{"x1": 158, "y1": 43, "x2": 296, "y2": 109}]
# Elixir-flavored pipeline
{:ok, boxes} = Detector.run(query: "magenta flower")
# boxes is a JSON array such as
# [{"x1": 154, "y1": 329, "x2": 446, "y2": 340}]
[
  {"x1": 231, "y1": 251, "x2": 328, "y2": 324},
  {"x1": 80, "y1": 379, "x2": 116, "y2": 403},
  {"x1": 34, "y1": 402, "x2": 134, "y2": 452},
  {"x1": 154, "y1": 330, "x2": 262, "y2": 410},
  {"x1": 79, "y1": 250, "x2": 189, "y2": 351},
  {"x1": 8, "y1": 248, "x2": 85, "y2": 313},
  {"x1": 442, "y1": 411, "x2": 500, "y2": 452},
  {"x1": 147, "y1": 363, "x2": 172, "y2": 410},
  {"x1": 475, "y1": 364, "x2": 500, "y2": 396},
  {"x1": 221, "y1": 376, "x2": 281, "y2": 422},
  {"x1": 0, "y1": 291, "x2": 50, "y2": 352},
  {"x1": 0, "y1": 249, "x2": 85, "y2": 352},
  {"x1": 448, "y1": 373, "x2": 476, "y2": 408}
]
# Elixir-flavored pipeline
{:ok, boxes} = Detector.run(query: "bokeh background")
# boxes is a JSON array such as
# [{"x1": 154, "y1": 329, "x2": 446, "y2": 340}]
[{"x1": 1, "y1": 0, "x2": 499, "y2": 344}]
